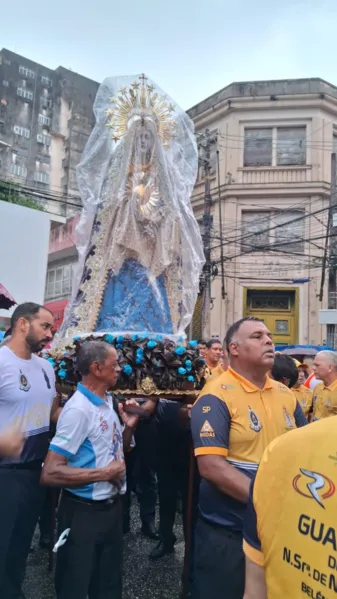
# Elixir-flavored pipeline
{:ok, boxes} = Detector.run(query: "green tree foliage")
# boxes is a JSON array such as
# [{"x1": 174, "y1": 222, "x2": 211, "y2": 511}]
[{"x1": 0, "y1": 182, "x2": 45, "y2": 211}]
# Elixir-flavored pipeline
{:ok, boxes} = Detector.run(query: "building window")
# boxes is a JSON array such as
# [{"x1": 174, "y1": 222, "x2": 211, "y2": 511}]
[
  {"x1": 2, "y1": 80, "x2": 9, "y2": 87},
  {"x1": 45, "y1": 263, "x2": 75, "y2": 300},
  {"x1": 41, "y1": 76, "x2": 52, "y2": 87},
  {"x1": 244, "y1": 129, "x2": 272, "y2": 167},
  {"x1": 13, "y1": 125, "x2": 30, "y2": 138},
  {"x1": 38, "y1": 114, "x2": 51, "y2": 126},
  {"x1": 10, "y1": 164, "x2": 27, "y2": 178},
  {"x1": 244, "y1": 126, "x2": 306, "y2": 167},
  {"x1": 17, "y1": 88, "x2": 33, "y2": 101},
  {"x1": 241, "y1": 209, "x2": 305, "y2": 253},
  {"x1": 4, "y1": 59, "x2": 11, "y2": 66},
  {"x1": 19, "y1": 65, "x2": 35, "y2": 79},
  {"x1": 241, "y1": 211, "x2": 270, "y2": 250},
  {"x1": 37, "y1": 133, "x2": 51, "y2": 146},
  {"x1": 40, "y1": 97, "x2": 52, "y2": 109},
  {"x1": 34, "y1": 171, "x2": 49, "y2": 184}
]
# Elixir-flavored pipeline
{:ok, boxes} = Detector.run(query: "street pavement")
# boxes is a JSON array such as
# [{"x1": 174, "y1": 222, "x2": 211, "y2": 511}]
[{"x1": 23, "y1": 500, "x2": 185, "y2": 599}]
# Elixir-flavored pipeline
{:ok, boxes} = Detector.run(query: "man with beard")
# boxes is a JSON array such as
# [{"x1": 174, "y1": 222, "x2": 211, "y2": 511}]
[
  {"x1": 190, "y1": 317, "x2": 307, "y2": 599},
  {"x1": 0, "y1": 302, "x2": 55, "y2": 599}
]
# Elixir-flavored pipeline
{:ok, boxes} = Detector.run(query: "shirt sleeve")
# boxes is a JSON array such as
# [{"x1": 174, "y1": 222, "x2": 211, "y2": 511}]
[
  {"x1": 243, "y1": 475, "x2": 264, "y2": 567},
  {"x1": 294, "y1": 400, "x2": 308, "y2": 428},
  {"x1": 49, "y1": 406, "x2": 89, "y2": 459},
  {"x1": 191, "y1": 393, "x2": 231, "y2": 458}
]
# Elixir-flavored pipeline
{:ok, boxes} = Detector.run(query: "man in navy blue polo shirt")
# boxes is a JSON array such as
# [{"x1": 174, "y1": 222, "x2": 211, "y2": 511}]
[
  {"x1": 42, "y1": 340, "x2": 139, "y2": 599},
  {"x1": 0, "y1": 302, "x2": 55, "y2": 599}
]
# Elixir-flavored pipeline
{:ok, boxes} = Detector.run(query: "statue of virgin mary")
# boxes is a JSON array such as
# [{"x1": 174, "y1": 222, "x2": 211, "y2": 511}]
[{"x1": 54, "y1": 74, "x2": 204, "y2": 347}]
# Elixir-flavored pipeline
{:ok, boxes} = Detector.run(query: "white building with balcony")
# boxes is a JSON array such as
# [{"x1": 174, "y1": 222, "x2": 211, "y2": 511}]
[{"x1": 188, "y1": 78, "x2": 337, "y2": 345}]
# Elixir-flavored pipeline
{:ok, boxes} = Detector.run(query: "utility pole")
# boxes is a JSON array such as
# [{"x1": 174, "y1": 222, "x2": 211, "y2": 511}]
[
  {"x1": 319, "y1": 152, "x2": 336, "y2": 302},
  {"x1": 198, "y1": 129, "x2": 217, "y2": 339}
]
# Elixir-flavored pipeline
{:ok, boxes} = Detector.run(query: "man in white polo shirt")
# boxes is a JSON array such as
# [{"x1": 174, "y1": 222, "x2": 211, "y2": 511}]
[
  {"x1": 0, "y1": 302, "x2": 55, "y2": 599},
  {"x1": 41, "y1": 340, "x2": 139, "y2": 599}
]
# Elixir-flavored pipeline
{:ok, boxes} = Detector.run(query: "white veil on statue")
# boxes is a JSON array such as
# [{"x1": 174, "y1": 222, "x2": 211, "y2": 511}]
[{"x1": 54, "y1": 74, "x2": 205, "y2": 347}]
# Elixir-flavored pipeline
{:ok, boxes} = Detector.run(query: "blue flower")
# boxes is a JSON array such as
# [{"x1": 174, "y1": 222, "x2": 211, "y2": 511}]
[
  {"x1": 178, "y1": 367, "x2": 187, "y2": 376},
  {"x1": 116, "y1": 343, "x2": 123, "y2": 349},
  {"x1": 73, "y1": 335, "x2": 81, "y2": 341},
  {"x1": 155, "y1": 334, "x2": 163, "y2": 341},
  {"x1": 123, "y1": 364, "x2": 133, "y2": 376},
  {"x1": 147, "y1": 340, "x2": 157, "y2": 349},
  {"x1": 131, "y1": 335, "x2": 138, "y2": 342},
  {"x1": 58, "y1": 368, "x2": 67, "y2": 380},
  {"x1": 59, "y1": 360, "x2": 66, "y2": 367},
  {"x1": 135, "y1": 348, "x2": 144, "y2": 364},
  {"x1": 189, "y1": 340, "x2": 198, "y2": 348},
  {"x1": 175, "y1": 346, "x2": 187, "y2": 356},
  {"x1": 47, "y1": 357, "x2": 55, "y2": 366},
  {"x1": 188, "y1": 375, "x2": 195, "y2": 382},
  {"x1": 105, "y1": 334, "x2": 114, "y2": 344},
  {"x1": 185, "y1": 359, "x2": 192, "y2": 372},
  {"x1": 116, "y1": 335, "x2": 124, "y2": 343}
]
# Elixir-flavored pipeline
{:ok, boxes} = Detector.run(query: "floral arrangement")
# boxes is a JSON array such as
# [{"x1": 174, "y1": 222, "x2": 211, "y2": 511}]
[{"x1": 45, "y1": 334, "x2": 201, "y2": 396}]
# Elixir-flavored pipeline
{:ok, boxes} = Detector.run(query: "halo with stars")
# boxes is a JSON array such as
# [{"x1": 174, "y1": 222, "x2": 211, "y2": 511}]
[{"x1": 105, "y1": 74, "x2": 176, "y2": 147}]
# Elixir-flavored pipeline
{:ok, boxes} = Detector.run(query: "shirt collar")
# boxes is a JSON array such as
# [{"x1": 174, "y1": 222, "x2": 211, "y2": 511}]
[
  {"x1": 77, "y1": 382, "x2": 106, "y2": 406},
  {"x1": 227, "y1": 367, "x2": 273, "y2": 393},
  {"x1": 324, "y1": 379, "x2": 337, "y2": 392}
]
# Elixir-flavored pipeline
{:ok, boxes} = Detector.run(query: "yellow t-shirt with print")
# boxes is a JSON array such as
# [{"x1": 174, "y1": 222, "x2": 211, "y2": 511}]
[
  {"x1": 313, "y1": 379, "x2": 337, "y2": 420},
  {"x1": 292, "y1": 385, "x2": 313, "y2": 418},
  {"x1": 204, "y1": 362, "x2": 224, "y2": 382},
  {"x1": 243, "y1": 418, "x2": 337, "y2": 599},
  {"x1": 190, "y1": 367, "x2": 307, "y2": 531}
]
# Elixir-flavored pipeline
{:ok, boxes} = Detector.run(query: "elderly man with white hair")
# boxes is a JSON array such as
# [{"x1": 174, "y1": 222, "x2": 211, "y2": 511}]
[{"x1": 312, "y1": 350, "x2": 337, "y2": 419}]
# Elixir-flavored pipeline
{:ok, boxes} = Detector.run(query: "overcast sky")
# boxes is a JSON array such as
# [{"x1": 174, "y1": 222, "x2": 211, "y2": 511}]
[{"x1": 2, "y1": 0, "x2": 337, "y2": 109}]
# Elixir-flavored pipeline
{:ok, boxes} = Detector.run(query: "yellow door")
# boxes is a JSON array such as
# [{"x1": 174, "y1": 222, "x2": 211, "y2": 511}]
[{"x1": 244, "y1": 289, "x2": 297, "y2": 346}]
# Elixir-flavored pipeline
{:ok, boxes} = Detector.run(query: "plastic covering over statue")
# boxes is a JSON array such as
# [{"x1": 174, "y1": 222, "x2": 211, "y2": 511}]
[{"x1": 53, "y1": 74, "x2": 204, "y2": 349}]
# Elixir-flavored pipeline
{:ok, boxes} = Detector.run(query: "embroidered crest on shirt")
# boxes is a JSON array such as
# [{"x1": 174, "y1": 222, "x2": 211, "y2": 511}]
[
  {"x1": 99, "y1": 415, "x2": 109, "y2": 433},
  {"x1": 111, "y1": 421, "x2": 124, "y2": 461},
  {"x1": 248, "y1": 406, "x2": 262, "y2": 432},
  {"x1": 42, "y1": 368, "x2": 51, "y2": 390},
  {"x1": 200, "y1": 420, "x2": 215, "y2": 438},
  {"x1": 19, "y1": 370, "x2": 31, "y2": 392},
  {"x1": 283, "y1": 407, "x2": 295, "y2": 429}
]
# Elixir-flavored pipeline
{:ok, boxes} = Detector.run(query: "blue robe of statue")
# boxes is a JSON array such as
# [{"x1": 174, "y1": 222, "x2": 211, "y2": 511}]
[{"x1": 95, "y1": 258, "x2": 173, "y2": 334}]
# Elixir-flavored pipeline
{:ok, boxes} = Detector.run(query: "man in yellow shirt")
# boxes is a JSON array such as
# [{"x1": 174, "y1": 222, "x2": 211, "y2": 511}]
[
  {"x1": 190, "y1": 317, "x2": 307, "y2": 599},
  {"x1": 292, "y1": 363, "x2": 313, "y2": 420},
  {"x1": 204, "y1": 338, "x2": 224, "y2": 381},
  {"x1": 312, "y1": 350, "x2": 337, "y2": 420},
  {"x1": 243, "y1": 417, "x2": 337, "y2": 599}
]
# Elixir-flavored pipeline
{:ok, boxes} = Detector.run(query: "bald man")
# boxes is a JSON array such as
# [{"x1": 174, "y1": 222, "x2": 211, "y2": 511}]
[{"x1": 312, "y1": 350, "x2": 337, "y2": 420}]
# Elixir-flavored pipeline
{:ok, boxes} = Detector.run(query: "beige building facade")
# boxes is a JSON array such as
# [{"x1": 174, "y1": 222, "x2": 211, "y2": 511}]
[{"x1": 188, "y1": 79, "x2": 337, "y2": 346}]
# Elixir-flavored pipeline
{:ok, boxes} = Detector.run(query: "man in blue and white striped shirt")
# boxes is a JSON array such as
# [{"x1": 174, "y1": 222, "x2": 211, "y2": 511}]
[{"x1": 42, "y1": 340, "x2": 139, "y2": 599}]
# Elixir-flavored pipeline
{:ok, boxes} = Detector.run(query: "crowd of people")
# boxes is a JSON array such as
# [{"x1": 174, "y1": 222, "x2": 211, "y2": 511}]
[{"x1": 0, "y1": 303, "x2": 336, "y2": 599}]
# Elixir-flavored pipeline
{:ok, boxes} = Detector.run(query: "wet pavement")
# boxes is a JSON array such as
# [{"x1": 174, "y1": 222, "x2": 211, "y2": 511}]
[{"x1": 23, "y1": 500, "x2": 185, "y2": 599}]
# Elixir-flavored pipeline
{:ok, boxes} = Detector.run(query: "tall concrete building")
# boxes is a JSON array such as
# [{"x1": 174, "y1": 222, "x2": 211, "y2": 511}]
[
  {"x1": 0, "y1": 49, "x2": 99, "y2": 216},
  {"x1": 188, "y1": 78, "x2": 337, "y2": 346}
]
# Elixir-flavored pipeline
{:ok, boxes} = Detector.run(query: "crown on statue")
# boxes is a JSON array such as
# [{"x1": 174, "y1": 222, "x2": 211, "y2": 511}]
[{"x1": 105, "y1": 74, "x2": 176, "y2": 146}]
